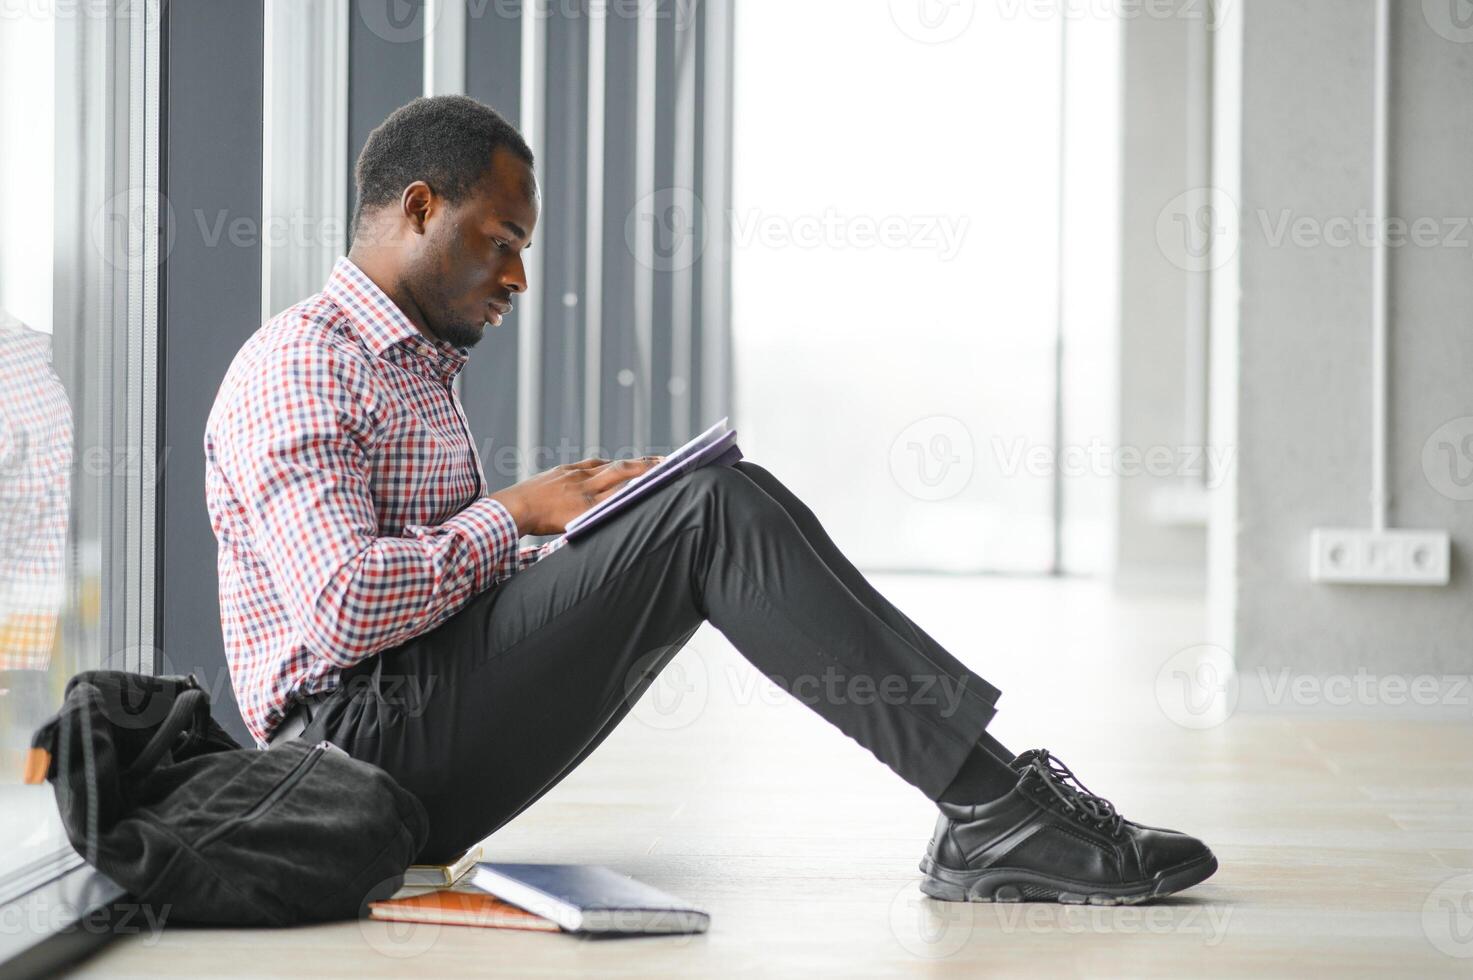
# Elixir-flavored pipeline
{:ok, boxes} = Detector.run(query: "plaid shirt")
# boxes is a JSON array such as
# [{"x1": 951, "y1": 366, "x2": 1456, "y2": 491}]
[
  {"x1": 206, "y1": 258, "x2": 563, "y2": 746},
  {"x1": 0, "y1": 313, "x2": 73, "y2": 672}
]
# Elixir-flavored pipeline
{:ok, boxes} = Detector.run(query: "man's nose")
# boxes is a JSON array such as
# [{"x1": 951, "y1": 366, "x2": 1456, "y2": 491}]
[{"x1": 501, "y1": 255, "x2": 528, "y2": 294}]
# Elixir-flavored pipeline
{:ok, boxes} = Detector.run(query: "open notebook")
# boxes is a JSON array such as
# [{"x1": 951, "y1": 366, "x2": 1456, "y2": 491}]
[{"x1": 558, "y1": 417, "x2": 743, "y2": 544}]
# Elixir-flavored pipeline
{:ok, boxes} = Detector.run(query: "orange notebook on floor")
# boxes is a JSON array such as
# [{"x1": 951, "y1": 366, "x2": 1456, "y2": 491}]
[{"x1": 369, "y1": 887, "x2": 561, "y2": 932}]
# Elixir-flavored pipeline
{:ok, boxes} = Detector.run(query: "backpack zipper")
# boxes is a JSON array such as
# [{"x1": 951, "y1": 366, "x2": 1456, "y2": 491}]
[{"x1": 195, "y1": 741, "x2": 332, "y2": 848}]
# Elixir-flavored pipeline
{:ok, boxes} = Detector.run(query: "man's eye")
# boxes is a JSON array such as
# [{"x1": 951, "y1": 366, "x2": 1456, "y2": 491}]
[{"x1": 493, "y1": 239, "x2": 509, "y2": 251}]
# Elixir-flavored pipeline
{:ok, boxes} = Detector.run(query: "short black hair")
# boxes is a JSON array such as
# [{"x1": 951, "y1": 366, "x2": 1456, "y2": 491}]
[{"x1": 351, "y1": 95, "x2": 534, "y2": 241}]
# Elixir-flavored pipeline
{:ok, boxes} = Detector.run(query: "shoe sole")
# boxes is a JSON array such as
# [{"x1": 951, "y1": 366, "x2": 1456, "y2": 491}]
[{"x1": 916, "y1": 852, "x2": 1218, "y2": 906}]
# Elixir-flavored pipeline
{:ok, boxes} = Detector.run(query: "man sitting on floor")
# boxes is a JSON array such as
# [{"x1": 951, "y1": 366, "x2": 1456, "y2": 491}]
[{"x1": 204, "y1": 95, "x2": 1217, "y2": 905}]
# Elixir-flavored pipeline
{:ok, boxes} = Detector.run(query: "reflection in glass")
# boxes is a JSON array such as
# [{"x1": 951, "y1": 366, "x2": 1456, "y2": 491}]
[
  {"x1": 0, "y1": 1, "x2": 157, "y2": 887},
  {"x1": 0, "y1": 312, "x2": 73, "y2": 723}
]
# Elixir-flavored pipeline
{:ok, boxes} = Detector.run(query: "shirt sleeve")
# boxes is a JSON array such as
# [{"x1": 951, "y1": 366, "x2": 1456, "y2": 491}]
[
  {"x1": 508, "y1": 535, "x2": 567, "y2": 574},
  {"x1": 218, "y1": 340, "x2": 522, "y2": 668}
]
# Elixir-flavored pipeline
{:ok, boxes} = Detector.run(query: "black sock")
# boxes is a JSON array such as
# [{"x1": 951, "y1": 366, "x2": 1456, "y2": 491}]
[{"x1": 936, "y1": 731, "x2": 1020, "y2": 805}]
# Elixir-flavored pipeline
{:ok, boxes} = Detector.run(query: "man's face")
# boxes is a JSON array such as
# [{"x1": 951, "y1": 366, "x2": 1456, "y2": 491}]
[{"x1": 405, "y1": 147, "x2": 540, "y2": 349}]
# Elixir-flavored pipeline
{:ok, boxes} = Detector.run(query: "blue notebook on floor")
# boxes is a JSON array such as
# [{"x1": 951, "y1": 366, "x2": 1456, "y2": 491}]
[
  {"x1": 471, "y1": 863, "x2": 711, "y2": 935},
  {"x1": 559, "y1": 416, "x2": 743, "y2": 543}
]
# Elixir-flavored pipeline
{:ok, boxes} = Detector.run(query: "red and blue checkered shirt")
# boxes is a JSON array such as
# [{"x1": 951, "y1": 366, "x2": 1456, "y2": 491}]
[{"x1": 206, "y1": 257, "x2": 564, "y2": 746}]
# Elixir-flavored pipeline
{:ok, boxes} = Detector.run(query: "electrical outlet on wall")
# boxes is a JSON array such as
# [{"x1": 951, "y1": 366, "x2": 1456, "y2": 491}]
[{"x1": 1309, "y1": 528, "x2": 1451, "y2": 586}]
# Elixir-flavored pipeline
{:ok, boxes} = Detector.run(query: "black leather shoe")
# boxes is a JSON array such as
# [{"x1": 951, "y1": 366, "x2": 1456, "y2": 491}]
[{"x1": 919, "y1": 749, "x2": 1217, "y2": 905}]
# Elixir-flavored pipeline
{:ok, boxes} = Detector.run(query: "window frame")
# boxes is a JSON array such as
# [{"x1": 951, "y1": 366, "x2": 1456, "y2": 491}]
[{"x1": 0, "y1": 0, "x2": 165, "y2": 972}]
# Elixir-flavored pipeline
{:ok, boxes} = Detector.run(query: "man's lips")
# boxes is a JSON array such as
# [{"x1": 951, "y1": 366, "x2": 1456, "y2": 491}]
[{"x1": 486, "y1": 300, "x2": 513, "y2": 326}]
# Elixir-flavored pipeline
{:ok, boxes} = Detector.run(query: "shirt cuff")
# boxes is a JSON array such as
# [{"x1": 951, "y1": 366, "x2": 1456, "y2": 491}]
[
  {"x1": 514, "y1": 534, "x2": 567, "y2": 573},
  {"x1": 449, "y1": 496, "x2": 523, "y2": 591}
]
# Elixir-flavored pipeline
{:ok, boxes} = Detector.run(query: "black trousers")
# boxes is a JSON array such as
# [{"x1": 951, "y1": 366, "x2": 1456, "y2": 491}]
[{"x1": 300, "y1": 459, "x2": 1007, "y2": 862}]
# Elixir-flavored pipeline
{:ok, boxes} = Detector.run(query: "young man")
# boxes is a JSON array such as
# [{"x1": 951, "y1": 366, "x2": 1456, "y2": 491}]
[{"x1": 205, "y1": 95, "x2": 1217, "y2": 905}]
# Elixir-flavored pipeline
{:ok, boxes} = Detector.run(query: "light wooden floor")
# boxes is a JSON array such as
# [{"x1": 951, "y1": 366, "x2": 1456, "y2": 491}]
[{"x1": 71, "y1": 577, "x2": 1473, "y2": 978}]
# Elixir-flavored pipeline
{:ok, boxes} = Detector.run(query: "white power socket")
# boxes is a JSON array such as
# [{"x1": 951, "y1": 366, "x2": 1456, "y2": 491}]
[{"x1": 1309, "y1": 528, "x2": 1451, "y2": 586}]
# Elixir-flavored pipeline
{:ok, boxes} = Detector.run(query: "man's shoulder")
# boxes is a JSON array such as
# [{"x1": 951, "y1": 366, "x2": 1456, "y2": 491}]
[
  {"x1": 208, "y1": 292, "x2": 378, "y2": 432},
  {"x1": 229, "y1": 293, "x2": 377, "y2": 384},
  {"x1": 248, "y1": 292, "x2": 365, "y2": 365}
]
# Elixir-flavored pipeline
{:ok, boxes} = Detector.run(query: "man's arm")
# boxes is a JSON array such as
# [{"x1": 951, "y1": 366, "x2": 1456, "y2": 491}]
[
  {"x1": 509, "y1": 536, "x2": 567, "y2": 574},
  {"x1": 218, "y1": 341, "x2": 522, "y2": 667}
]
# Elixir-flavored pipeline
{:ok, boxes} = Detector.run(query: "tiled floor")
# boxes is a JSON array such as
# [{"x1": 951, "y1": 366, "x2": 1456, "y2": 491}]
[{"x1": 70, "y1": 577, "x2": 1473, "y2": 977}]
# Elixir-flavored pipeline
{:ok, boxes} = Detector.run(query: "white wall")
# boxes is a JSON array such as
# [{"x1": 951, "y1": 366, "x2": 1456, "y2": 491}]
[{"x1": 1214, "y1": 0, "x2": 1473, "y2": 682}]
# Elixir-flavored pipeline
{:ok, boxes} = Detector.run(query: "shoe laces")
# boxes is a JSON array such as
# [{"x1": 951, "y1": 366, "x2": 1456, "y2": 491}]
[{"x1": 1024, "y1": 750, "x2": 1125, "y2": 838}]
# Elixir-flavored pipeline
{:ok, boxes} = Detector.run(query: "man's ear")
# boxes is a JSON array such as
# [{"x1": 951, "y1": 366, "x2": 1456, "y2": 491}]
[{"x1": 401, "y1": 180, "x2": 434, "y2": 235}]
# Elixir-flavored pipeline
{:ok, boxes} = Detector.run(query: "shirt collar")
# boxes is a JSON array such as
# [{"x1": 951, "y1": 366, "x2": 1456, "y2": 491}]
[{"x1": 324, "y1": 256, "x2": 470, "y2": 379}]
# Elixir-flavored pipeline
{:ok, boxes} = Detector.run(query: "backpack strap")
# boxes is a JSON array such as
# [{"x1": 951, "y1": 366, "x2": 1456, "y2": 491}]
[{"x1": 124, "y1": 688, "x2": 210, "y2": 780}]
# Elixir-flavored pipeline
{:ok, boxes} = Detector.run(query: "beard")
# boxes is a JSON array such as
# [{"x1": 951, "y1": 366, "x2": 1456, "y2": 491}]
[
  {"x1": 407, "y1": 232, "x2": 489, "y2": 350},
  {"x1": 414, "y1": 275, "x2": 487, "y2": 349},
  {"x1": 431, "y1": 311, "x2": 487, "y2": 349}
]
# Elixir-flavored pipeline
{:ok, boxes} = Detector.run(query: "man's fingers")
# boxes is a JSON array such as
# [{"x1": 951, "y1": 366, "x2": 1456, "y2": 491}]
[
  {"x1": 590, "y1": 483, "x2": 626, "y2": 503},
  {"x1": 567, "y1": 454, "x2": 659, "y2": 471},
  {"x1": 584, "y1": 456, "x2": 661, "y2": 491}
]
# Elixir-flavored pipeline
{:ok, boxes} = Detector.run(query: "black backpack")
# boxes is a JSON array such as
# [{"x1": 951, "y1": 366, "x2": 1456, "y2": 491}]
[{"x1": 27, "y1": 670, "x2": 428, "y2": 926}]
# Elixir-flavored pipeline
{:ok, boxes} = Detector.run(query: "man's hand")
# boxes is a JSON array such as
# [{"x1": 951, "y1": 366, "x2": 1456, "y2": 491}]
[{"x1": 490, "y1": 456, "x2": 665, "y2": 536}]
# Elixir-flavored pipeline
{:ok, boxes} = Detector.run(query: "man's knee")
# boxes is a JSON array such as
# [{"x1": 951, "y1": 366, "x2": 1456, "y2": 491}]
[
  {"x1": 731, "y1": 458, "x2": 766, "y2": 481},
  {"x1": 680, "y1": 460, "x2": 743, "y2": 492},
  {"x1": 681, "y1": 463, "x2": 787, "y2": 532},
  {"x1": 681, "y1": 461, "x2": 758, "y2": 504}
]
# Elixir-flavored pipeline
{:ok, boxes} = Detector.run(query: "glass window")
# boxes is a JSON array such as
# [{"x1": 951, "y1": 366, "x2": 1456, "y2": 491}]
[
  {"x1": 731, "y1": 0, "x2": 1065, "y2": 573},
  {"x1": 0, "y1": 1, "x2": 159, "y2": 891},
  {"x1": 262, "y1": 0, "x2": 349, "y2": 319}
]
